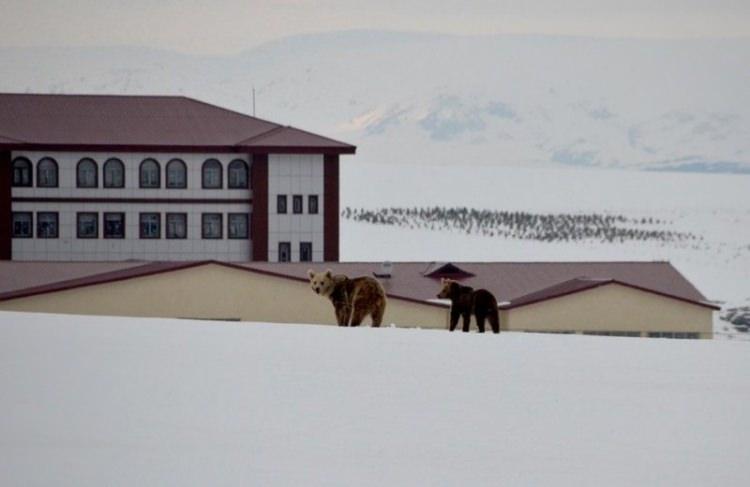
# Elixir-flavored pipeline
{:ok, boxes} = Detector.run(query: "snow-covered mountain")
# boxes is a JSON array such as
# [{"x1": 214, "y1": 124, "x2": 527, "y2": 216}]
[{"x1": 1, "y1": 31, "x2": 748, "y2": 172}]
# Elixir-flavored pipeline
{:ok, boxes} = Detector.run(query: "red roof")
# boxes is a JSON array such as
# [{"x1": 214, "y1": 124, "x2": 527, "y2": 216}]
[
  {"x1": 0, "y1": 93, "x2": 355, "y2": 154},
  {"x1": 0, "y1": 260, "x2": 719, "y2": 310}
]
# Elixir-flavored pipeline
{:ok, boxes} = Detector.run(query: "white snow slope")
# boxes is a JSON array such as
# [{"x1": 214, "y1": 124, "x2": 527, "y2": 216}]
[{"x1": 1, "y1": 311, "x2": 749, "y2": 486}]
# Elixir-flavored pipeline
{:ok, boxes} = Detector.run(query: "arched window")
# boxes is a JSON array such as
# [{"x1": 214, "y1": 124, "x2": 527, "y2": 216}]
[
  {"x1": 227, "y1": 159, "x2": 249, "y2": 189},
  {"x1": 166, "y1": 159, "x2": 187, "y2": 189},
  {"x1": 11, "y1": 157, "x2": 32, "y2": 187},
  {"x1": 76, "y1": 158, "x2": 98, "y2": 188},
  {"x1": 36, "y1": 157, "x2": 59, "y2": 187},
  {"x1": 139, "y1": 159, "x2": 160, "y2": 188},
  {"x1": 103, "y1": 158, "x2": 125, "y2": 188},
  {"x1": 202, "y1": 159, "x2": 222, "y2": 189}
]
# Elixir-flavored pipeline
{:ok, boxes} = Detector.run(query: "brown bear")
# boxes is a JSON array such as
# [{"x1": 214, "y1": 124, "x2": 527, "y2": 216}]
[
  {"x1": 308, "y1": 269, "x2": 387, "y2": 327},
  {"x1": 436, "y1": 278, "x2": 500, "y2": 333}
]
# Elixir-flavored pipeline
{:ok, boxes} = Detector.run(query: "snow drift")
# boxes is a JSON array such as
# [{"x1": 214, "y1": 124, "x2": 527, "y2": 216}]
[{"x1": 1, "y1": 311, "x2": 748, "y2": 486}]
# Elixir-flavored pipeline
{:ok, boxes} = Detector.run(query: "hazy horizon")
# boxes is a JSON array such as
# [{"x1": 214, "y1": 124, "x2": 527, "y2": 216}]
[{"x1": 1, "y1": 1, "x2": 749, "y2": 55}]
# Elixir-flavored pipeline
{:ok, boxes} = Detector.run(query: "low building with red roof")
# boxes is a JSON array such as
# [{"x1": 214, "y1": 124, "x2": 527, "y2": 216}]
[{"x1": 0, "y1": 260, "x2": 718, "y2": 338}]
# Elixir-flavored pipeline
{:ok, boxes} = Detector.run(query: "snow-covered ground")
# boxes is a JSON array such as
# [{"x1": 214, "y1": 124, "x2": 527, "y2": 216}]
[{"x1": 1, "y1": 311, "x2": 748, "y2": 486}]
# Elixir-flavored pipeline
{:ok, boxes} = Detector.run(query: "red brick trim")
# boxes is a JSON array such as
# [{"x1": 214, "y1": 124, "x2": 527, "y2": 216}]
[
  {"x1": 0, "y1": 151, "x2": 11, "y2": 259},
  {"x1": 250, "y1": 154, "x2": 268, "y2": 261},
  {"x1": 323, "y1": 154, "x2": 339, "y2": 262}
]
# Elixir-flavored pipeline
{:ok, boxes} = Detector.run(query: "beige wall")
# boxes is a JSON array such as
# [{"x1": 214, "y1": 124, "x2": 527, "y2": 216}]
[
  {"x1": 504, "y1": 283, "x2": 713, "y2": 338},
  {"x1": 0, "y1": 264, "x2": 449, "y2": 329},
  {"x1": 0, "y1": 267, "x2": 713, "y2": 337}
]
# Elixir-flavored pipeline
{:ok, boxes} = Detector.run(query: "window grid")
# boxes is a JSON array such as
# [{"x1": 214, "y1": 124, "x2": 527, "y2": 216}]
[
  {"x1": 103, "y1": 212, "x2": 125, "y2": 239},
  {"x1": 37, "y1": 212, "x2": 59, "y2": 239},
  {"x1": 202, "y1": 213, "x2": 223, "y2": 239},
  {"x1": 139, "y1": 213, "x2": 161, "y2": 239},
  {"x1": 11, "y1": 212, "x2": 33, "y2": 238},
  {"x1": 166, "y1": 213, "x2": 188, "y2": 239},
  {"x1": 76, "y1": 212, "x2": 99, "y2": 239},
  {"x1": 228, "y1": 213, "x2": 249, "y2": 239}
]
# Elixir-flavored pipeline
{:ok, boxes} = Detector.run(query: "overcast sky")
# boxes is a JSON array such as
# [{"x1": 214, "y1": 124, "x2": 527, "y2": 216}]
[{"x1": 1, "y1": 0, "x2": 749, "y2": 55}]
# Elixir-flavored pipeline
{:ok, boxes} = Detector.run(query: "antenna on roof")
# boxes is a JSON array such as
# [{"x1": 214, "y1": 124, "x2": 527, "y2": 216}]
[{"x1": 252, "y1": 86, "x2": 256, "y2": 117}]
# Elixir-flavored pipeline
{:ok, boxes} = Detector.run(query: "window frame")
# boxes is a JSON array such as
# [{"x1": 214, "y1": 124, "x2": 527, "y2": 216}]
[
  {"x1": 103, "y1": 158, "x2": 125, "y2": 188},
  {"x1": 308, "y1": 195, "x2": 319, "y2": 214},
  {"x1": 300, "y1": 242, "x2": 312, "y2": 262},
  {"x1": 277, "y1": 194, "x2": 287, "y2": 214},
  {"x1": 278, "y1": 241, "x2": 291, "y2": 262},
  {"x1": 166, "y1": 158, "x2": 188, "y2": 189},
  {"x1": 227, "y1": 159, "x2": 249, "y2": 189},
  {"x1": 103, "y1": 212, "x2": 126, "y2": 239},
  {"x1": 76, "y1": 212, "x2": 99, "y2": 239},
  {"x1": 11, "y1": 212, "x2": 33, "y2": 238},
  {"x1": 36, "y1": 157, "x2": 59, "y2": 188},
  {"x1": 36, "y1": 212, "x2": 59, "y2": 239},
  {"x1": 292, "y1": 194, "x2": 303, "y2": 214},
  {"x1": 76, "y1": 158, "x2": 99, "y2": 188},
  {"x1": 11, "y1": 157, "x2": 33, "y2": 187},
  {"x1": 228, "y1": 213, "x2": 249, "y2": 239},
  {"x1": 139, "y1": 158, "x2": 161, "y2": 189},
  {"x1": 201, "y1": 159, "x2": 223, "y2": 189},
  {"x1": 166, "y1": 213, "x2": 188, "y2": 239},
  {"x1": 201, "y1": 213, "x2": 223, "y2": 239},
  {"x1": 139, "y1": 212, "x2": 161, "y2": 239}
]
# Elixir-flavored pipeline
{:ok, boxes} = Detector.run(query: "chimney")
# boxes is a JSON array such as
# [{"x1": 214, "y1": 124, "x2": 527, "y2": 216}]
[{"x1": 373, "y1": 261, "x2": 393, "y2": 279}]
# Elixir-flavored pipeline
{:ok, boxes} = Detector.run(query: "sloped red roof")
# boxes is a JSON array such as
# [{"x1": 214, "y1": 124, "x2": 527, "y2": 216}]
[
  {"x1": 0, "y1": 260, "x2": 718, "y2": 310},
  {"x1": 0, "y1": 93, "x2": 355, "y2": 154}
]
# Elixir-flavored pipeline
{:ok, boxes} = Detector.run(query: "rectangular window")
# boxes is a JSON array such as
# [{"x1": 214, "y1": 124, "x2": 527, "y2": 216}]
[
  {"x1": 140, "y1": 213, "x2": 161, "y2": 239},
  {"x1": 228, "y1": 213, "x2": 249, "y2": 239},
  {"x1": 308, "y1": 195, "x2": 319, "y2": 214},
  {"x1": 300, "y1": 242, "x2": 312, "y2": 262},
  {"x1": 293, "y1": 194, "x2": 303, "y2": 214},
  {"x1": 77, "y1": 212, "x2": 98, "y2": 239},
  {"x1": 277, "y1": 194, "x2": 287, "y2": 214},
  {"x1": 37, "y1": 212, "x2": 59, "y2": 238},
  {"x1": 11, "y1": 212, "x2": 33, "y2": 238},
  {"x1": 202, "y1": 213, "x2": 223, "y2": 239},
  {"x1": 166, "y1": 213, "x2": 187, "y2": 239},
  {"x1": 278, "y1": 242, "x2": 291, "y2": 262},
  {"x1": 103, "y1": 212, "x2": 125, "y2": 239}
]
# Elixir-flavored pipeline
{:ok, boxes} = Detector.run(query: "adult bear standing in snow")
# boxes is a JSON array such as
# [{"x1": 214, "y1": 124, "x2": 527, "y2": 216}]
[
  {"x1": 437, "y1": 278, "x2": 500, "y2": 333},
  {"x1": 308, "y1": 269, "x2": 387, "y2": 327}
]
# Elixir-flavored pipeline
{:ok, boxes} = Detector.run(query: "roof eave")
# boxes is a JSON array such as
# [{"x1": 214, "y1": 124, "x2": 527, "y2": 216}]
[{"x1": 0, "y1": 142, "x2": 357, "y2": 155}]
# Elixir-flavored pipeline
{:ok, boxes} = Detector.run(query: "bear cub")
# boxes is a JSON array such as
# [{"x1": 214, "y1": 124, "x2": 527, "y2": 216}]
[
  {"x1": 308, "y1": 269, "x2": 387, "y2": 327},
  {"x1": 437, "y1": 278, "x2": 500, "y2": 333}
]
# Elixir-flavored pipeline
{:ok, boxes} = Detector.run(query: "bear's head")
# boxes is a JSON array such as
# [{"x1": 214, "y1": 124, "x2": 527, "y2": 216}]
[
  {"x1": 436, "y1": 278, "x2": 459, "y2": 299},
  {"x1": 307, "y1": 269, "x2": 336, "y2": 297}
]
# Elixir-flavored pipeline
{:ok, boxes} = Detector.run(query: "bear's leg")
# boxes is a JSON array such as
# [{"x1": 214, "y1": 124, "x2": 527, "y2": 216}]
[
  {"x1": 461, "y1": 312, "x2": 471, "y2": 333},
  {"x1": 370, "y1": 301, "x2": 385, "y2": 327},
  {"x1": 489, "y1": 309, "x2": 500, "y2": 334},
  {"x1": 349, "y1": 306, "x2": 368, "y2": 327},
  {"x1": 475, "y1": 310, "x2": 486, "y2": 333},
  {"x1": 449, "y1": 309, "x2": 461, "y2": 331},
  {"x1": 335, "y1": 304, "x2": 352, "y2": 326}
]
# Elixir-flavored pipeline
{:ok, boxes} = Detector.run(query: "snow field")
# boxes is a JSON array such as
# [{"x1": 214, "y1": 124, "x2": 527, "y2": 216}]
[{"x1": 1, "y1": 311, "x2": 749, "y2": 486}]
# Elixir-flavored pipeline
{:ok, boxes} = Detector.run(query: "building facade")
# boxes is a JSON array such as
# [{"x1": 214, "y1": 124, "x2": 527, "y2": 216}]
[{"x1": 0, "y1": 94, "x2": 354, "y2": 262}]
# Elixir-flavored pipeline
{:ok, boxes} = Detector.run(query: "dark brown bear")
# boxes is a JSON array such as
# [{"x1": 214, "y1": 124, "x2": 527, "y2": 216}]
[
  {"x1": 436, "y1": 278, "x2": 500, "y2": 333},
  {"x1": 308, "y1": 269, "x2": 387, "y2": 327}
]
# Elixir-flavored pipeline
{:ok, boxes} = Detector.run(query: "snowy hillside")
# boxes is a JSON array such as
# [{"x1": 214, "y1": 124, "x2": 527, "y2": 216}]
[
  {"x1": 1, "y1": 31, "x2": 748, "y2": 171},
  {"x1": 1, "y1": 311, "x2": 748, "y2": 486}
]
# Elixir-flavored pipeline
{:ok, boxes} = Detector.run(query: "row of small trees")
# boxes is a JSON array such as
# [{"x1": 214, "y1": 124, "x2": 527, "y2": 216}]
[{"x1": 341, "y1": 206, "x2": 699, "y2": 244}]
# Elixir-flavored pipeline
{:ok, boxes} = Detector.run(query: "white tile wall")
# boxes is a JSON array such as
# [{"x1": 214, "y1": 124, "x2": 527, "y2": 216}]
[
  {"x1": 267, "y1": 154, "x2": 325, "y2": 262},
  {"x1": 10, "y1": 151, "x2": 253, "y2": 262}
]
